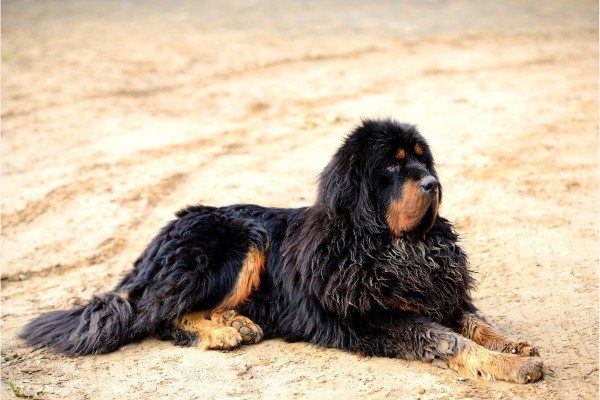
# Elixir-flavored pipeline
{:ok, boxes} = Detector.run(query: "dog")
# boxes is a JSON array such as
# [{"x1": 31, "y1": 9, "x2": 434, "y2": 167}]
[{"x1": 21, "y1": 118, "x2": 544, "y2": 383}]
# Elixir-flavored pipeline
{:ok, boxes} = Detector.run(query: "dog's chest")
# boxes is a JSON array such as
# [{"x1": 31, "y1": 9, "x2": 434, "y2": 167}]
[
  {"x1": 377, "y1": 237, "x2": 470, "y2": 314},
  {"x1": 385, "y1": 238, "x2": 452, "y2": 272}
]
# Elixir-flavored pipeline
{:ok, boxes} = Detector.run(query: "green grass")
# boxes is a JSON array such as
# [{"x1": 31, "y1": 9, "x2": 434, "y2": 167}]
[
  {"x1": 1, "y1": 51, "x2": 17, "y2": 63},
  {"x1": 7, "y1": 380, "x2": 44, "y2": 399}
]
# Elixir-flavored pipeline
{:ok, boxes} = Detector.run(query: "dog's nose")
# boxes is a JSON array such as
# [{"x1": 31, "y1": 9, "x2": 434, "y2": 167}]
[{"x1": 419, "y1": 176, "x2": 438, "y2": 195}]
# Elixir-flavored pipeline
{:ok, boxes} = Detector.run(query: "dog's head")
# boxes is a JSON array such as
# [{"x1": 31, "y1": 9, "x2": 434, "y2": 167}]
[{"x1": 317, "y1": 118, "x2": 441, "y2": 240}]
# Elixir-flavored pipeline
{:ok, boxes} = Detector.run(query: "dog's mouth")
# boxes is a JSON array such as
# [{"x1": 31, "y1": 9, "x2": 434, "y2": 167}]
[
  {"x1": 403, "y1": 198, "x2": 439, "y2": 241},
  {"x1": 386, "y1": 178, "x2": 439, "y2": 241}
]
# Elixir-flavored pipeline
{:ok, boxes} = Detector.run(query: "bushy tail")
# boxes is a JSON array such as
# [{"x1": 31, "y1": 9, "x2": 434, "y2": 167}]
[{"x1": 19, "y1": 293, "x2": 135, "y2": 356}]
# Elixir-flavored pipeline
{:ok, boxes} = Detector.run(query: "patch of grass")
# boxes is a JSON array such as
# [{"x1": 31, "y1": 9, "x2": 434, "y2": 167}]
[
  {"x1": 8, "y1": 380, "x2": 28, "y2": 398},
  {"x1": 1, "y1": 51, "x2": 17, "y2": 63},
  {"x1": 7, "y1": 380, "x2": 44, "y2": 399}
]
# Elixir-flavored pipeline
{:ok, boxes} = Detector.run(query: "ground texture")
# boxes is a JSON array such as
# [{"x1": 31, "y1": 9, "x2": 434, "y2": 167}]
[{"x1": 2, "y1": 1, "x2": 598, "y2": 399}]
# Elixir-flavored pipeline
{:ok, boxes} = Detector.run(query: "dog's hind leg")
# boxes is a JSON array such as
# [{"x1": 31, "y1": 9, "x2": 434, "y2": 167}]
[
  {"x1": 205, "y1": 244, "x2": 265, "y2": 345},
  {"x1": 155, "y1": 244, "x2": 265, "y2": 349},
  {"x1": 116, "y1": 207, "x2": 269, "y2": 345},
  {"x1": 143, "y1": 209, "x2": 267, "y2": 349},
  {"x1": 20, "y1": 206, "x2": 268, "y2": 355}
]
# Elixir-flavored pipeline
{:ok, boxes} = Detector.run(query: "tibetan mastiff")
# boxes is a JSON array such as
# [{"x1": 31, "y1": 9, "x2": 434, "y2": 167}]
[{"x1": 21, "y1": 118, "x2": 544, "y2": 383}]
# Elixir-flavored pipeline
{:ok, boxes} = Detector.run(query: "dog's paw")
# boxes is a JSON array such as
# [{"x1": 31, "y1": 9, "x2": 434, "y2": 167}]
[
  {"x1": 211, "y1": 310, "x2": 263, "y2": 345},
  {"x1": 200, "y1": 325, "x2": 242, "y2": 350},
  {"x1": 510, "y1": 356, "x2": 544, "y2": 383},
  {"x1": 228, "y1": 315, "x2": 264, "y2": 344}
]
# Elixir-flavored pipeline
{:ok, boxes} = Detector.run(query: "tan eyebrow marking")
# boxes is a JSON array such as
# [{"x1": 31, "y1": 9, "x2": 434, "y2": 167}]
[
  {"x1": 415, "y1": 143, "x2": 424, "y2": 156},
  {"x1": 395, "y1": 148, "x2": 406, "y2": 159}
]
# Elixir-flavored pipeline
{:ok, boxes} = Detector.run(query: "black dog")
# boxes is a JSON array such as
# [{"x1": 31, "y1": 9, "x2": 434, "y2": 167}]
[{"x1": 21, "y1": 119, "x2": 544, "y2": 383}]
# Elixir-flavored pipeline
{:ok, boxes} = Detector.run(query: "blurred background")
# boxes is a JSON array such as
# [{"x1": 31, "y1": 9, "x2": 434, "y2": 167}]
[{"x1": 2, "y1": 1, "x2": 598, "y2": 399}]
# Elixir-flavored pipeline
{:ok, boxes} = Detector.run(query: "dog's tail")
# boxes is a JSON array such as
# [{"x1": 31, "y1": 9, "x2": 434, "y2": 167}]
[{"x1": 19, "y1": 293, "x2": 136, "y2": 356}]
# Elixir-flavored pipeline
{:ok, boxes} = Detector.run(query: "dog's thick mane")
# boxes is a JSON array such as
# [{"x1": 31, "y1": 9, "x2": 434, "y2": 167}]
[{"x1": 282, "y1": 206, "x2": 473, "y2": 325}]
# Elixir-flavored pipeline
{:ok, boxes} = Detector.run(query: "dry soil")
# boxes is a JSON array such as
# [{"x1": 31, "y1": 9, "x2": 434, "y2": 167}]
[{"x1": 1, "y1": 1, "x2": 598, "y2": 399}]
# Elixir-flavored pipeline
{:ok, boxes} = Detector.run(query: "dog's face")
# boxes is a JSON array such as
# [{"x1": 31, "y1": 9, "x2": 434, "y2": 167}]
[
  {"x1": 318, "y1": 119, "x2": 441, "y2": 240},
  {"x1": 379, "y1": 136, "x2": 440, "y2": 240}
]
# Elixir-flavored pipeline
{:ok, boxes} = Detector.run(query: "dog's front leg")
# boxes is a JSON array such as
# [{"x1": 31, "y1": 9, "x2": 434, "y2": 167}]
[
  {"x1": 351, "y1": 316, "x2": 543, "y2": 383},
  {"x1": 459, "y1": 311, "x2": 540, "y2": 357}
]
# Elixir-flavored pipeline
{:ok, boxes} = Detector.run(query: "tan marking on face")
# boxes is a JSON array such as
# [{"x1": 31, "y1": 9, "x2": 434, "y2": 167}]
[
  {"x1": 415, "y1": 143, "x2": 424, "y2": 156},
  {"x1": 395, "y1": 148, "x2": 406, "y2": 160},
  {"x1": 386, "y1": 180, "x2": 432, "y2": 236},
  {"x1": 424, "y1": 190, "x2": 439, "y2": 232},
  {"x1": 216, "y1": 246, "x2": 266, "y2": 311}
]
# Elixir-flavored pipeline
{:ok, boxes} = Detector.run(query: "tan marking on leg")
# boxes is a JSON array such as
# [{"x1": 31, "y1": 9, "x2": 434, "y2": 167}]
[
  {"x1": 216, "y1": 246, "x2": 265, "y2": 311},
  {"x1": 176, "y1": 311, "x2": 242, "y2": 350},
  {"x1": 386, "y1": 180, "x2": 431, "y2": 235},
  {"x1": 446, "y1": 342, "x2": 544, "y2": 383},
  {"x1": 461, "y1": 314, "x2": 539, "y2": 356},
  {"x1": 173, "y1": 246, "x2": 266, "y2": 350},
  {"x1": 210, "y1": 310, "x2": 263, "y2": 344}
]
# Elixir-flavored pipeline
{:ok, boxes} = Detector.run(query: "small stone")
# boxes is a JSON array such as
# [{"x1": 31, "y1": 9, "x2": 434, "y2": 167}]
[
  {"x1": 414, "y1": 385, "x2": 425, "y2": 395},
  {"x1": 21, "y1": 367, "x2": 42, "y2": 374}
]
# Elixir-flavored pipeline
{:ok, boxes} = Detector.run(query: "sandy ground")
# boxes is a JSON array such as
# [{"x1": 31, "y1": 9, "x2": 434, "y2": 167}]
[{"x1": 1, "y1": 1, "x2": 598, "y2": 399}]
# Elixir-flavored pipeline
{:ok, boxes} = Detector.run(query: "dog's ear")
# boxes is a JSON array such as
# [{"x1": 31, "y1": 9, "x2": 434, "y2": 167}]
[
  {"x1": 317, "y1": 132, "x2": 375, "y2": 224},
  {"x1": 317, "y1": 147, "x2": 359, "y2": 214}
]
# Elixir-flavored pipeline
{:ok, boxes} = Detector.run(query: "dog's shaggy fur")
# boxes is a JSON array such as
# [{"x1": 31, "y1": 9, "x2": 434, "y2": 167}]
[{"x1": 21, "y1": 119, "x2": 544, "y2": 383}]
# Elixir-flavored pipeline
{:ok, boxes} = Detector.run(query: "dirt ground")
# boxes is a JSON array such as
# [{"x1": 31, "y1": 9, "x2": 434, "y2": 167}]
[{"x1": 1, "y1": 1, "x2": 598, "y2": 399}]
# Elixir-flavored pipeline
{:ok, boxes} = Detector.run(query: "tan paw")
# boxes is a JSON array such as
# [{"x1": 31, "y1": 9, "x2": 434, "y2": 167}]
[
  {"x1": 211, "y1": 310, "x2": 263, "y2": 345},
  {"x1": 509, "y1": 356, "x2": 544, "y2": 383},
  {"x1": 228, "y1": 315, "x2": 263, "y2": 344},
  {"x1": 448, "y1": 343, "x2": 544, "y2": 384},
  {"x1": 199, "y1": 325, "x2": 242, "y2": 350}
]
